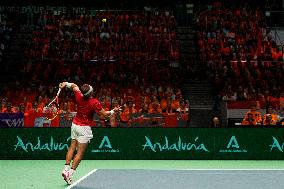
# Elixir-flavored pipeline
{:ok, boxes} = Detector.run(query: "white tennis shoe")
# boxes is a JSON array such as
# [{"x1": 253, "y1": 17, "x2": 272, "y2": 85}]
[{"x1": 62, "y1": 169, "x2": 72, "y2": 185}]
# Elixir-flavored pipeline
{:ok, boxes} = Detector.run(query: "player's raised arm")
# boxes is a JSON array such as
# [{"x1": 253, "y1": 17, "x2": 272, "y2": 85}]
[
  {"x1": 59, "y1": 82, "x2": 80, "y2": 92},
  {"x1": 99, "y1": 106, "x2": 121, "y2": 118}
]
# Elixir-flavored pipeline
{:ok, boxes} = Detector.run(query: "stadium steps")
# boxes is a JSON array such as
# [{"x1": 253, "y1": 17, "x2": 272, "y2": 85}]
[
  {"x1": 182, "y1": 81, "x2": 214, "y2": 109},
  {"x1": 182, "y1": 80, "x2": 219, "y2": 127},
  {"x1": 177, "y1": 27, "x2": 221, "y2": 127}
]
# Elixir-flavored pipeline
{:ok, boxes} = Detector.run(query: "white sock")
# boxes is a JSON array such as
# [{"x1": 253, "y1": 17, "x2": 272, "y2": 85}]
[
  {"x1": 69, "y1": 168, "x2": 76, "y2": 176},
  {"x1": 64, "y1": 164, "x2": 70, "y2": 171}
]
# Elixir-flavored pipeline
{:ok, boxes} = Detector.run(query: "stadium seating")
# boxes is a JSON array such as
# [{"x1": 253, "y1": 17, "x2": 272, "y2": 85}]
[
  {"x1": 197, "y1": 3, "x2": 283, "y2": 109},
  {"x1": 0, "y1": 9, "x2": 188, "y2": 127}
]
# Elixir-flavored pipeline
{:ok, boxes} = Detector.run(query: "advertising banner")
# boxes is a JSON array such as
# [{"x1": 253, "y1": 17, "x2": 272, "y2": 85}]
[
  {"x1": 0, "y1": 113, "x2": 24, "y2": 128},
  {"x1": 1, "y1": 128, "x2": 284, "y2": 160}
]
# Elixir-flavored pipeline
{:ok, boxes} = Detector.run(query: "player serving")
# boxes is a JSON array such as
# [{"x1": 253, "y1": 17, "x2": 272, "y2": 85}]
[{"x1": 59, "y1": 82, "x2": 120, "y2": 185}]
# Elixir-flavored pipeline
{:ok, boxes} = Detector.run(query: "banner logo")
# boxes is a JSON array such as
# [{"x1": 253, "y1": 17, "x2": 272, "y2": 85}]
[
  {"x1": 14, "y1": 136, "x2": 70, "y2": 152},
  {"x1": 0, "y1": 113, "x2": 24, "y2": 127},
  {"x1": 219, "y1": 136, "x2": 247, "y2": 153},
  {"x1": 142, "y1": 136, "x2": 209, "y2": 152},
  {"x1": 91, "y1": 136, "x2": 119, "y2": 153},
  {"x1": 269, "y1": 136, "x2": 284, "y2": 152}
]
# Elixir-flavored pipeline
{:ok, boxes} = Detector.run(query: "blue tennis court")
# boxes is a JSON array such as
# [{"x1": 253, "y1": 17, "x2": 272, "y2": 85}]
[{"x1": 67, "y1": 169, "x2": 284, "y2": 189}]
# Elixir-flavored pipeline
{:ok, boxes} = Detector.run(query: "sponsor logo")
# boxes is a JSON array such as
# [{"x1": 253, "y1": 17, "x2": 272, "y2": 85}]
[
  {"x1": 219, "y1": 136, "x2": 247, "y2": 153},
  {"x1": 91, "y1": 136, "x2": 119, "y2": 153},
  {"x1": 14, "y1": 136, "x2": 70, "y2": 152},
  {"x1": 269, "y1": 136, "x2": 284, "y2": 152},
  {"x1": 142, "y1": 136, "x2": 209, "y2": 152},
  {"x1": 1, "y1": 118, "x2": 23, "y2": 127}
]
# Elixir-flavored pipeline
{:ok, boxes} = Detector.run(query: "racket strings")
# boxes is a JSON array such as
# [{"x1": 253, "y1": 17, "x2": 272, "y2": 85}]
[{"x1": 44, "y1": 89, "x2": 62, "y2": 121}]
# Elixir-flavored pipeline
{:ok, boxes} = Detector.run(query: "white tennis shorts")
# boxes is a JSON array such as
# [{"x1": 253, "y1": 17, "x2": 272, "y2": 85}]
[{"x1": 71, "y1": 123, "x2": 93, "y2": 143}]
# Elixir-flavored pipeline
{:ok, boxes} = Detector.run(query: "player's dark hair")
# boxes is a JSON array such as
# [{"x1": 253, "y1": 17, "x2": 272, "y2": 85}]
[{"x1": 81, "y1": 84, "x2": 93, "y2": 98}]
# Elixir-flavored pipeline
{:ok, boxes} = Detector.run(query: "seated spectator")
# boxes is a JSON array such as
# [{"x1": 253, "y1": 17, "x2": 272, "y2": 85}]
[
  {"x1": 162, "y1": 97, "x2": 176, "y2": 114},
  {"x1": 120, "y1": 96, "x2": 137, "y2": 124},
  {"x1": 149, "y1": 101, "x2": 162, "y2": 114},
  {"x1": 176, "y1": 99, "x2": 189, "y2": 121},
  {"x1": 110, "y1": 100, "x2": 120, "y2": 127},
  {"x1": 263, "y1": 106, "x2": 278, "y2": 126},
  {"x1": 139, "y1": 103, "x2": 149, "y2": 114},
  {"x1": 2, "y1": 102, "x2": 16, "y2": 113},
  {"x1": 148, "y1": 96, "x2": 161, "y2": 111},
  {"x1": 19, "y1": 103, "x2": 25, "y2": 114},
  {"x1": 242, "y1": 102, "x2": 262, "y2": 125},
  {"x1": 29, "y1": 102, "x2": 43, "y2": 114},
  {"x1": 236, "y1": 86, "x2": 248, "y2": 101}
]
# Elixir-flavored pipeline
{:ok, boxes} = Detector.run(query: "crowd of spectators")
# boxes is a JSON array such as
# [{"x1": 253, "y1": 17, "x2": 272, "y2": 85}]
[
  {"x1": 241, "y1": 101, "x2": 284, "y2": 126},
  {"x1": 0, "y1": 8, "x2": 189, "y2": 126},
  {"x1": 26, "y1": 10, "x2": 179, "y2": 62},
  {"x1": 197, "y1": 2, "x2": 284, "y2": 113}
]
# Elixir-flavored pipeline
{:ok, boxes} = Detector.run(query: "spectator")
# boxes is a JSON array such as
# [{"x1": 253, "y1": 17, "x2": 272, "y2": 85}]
[
  {"x1": 263, "y1": 106, "x2": 278, "y2": 126},
  {"x1": 110, "y1": 100, "x2": 120, "y2": 127},
  {"x1": 210, "y1": 116, "x2": 221, "y2": 127},
  {"x1": 2, "y1": 102, "x2": 16, "y2": 113},
  {"x1": 139, "y1": 103, "x2": 149, "y2": 114},
  {"x1": 176, "y1": 99, "x2": 189, "y2": 122},
  {"x1": 120, "y1": 96, "x2": 137, "y2": 125},
  {"x1": 241, "y1": 102, "x2": 262, "y2": 125},
  {"x1": 162, "y1": 97, "x2": 176, "y2": 114},
  {"x1": 29, "y1": 102, "x2": 43, "y2": 114}
]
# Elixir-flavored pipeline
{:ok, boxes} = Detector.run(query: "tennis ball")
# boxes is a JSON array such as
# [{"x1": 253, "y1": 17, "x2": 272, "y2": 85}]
[{"x1": 102, "y1": 18, "x2": 107, "y2": 22}]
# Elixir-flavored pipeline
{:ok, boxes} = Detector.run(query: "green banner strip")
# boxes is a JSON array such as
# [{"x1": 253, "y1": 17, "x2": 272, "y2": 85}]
[{"x1": 1, "y1": 128, "x2": 284, "y2": 160}]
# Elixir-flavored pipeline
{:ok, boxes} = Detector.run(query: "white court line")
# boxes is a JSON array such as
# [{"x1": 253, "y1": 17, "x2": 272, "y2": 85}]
[{"x1": 66, "y1": 169, "x2": 98, "y2": 189}]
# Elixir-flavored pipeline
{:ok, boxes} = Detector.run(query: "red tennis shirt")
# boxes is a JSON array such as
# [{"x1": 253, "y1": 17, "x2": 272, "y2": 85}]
[{"x1": 73, "y1": 91, "x2": 102, "y2": 126}]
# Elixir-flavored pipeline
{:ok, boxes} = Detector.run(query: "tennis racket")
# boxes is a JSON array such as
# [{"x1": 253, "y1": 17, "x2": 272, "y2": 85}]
[{"x1": 43, "y1": 88, "x2": 62, "y2": 120}]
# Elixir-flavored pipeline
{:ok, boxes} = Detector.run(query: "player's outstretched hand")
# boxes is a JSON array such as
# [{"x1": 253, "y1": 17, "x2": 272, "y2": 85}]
[{"x1": 113, "y1": 106, "x2": 122, "y2": 113}]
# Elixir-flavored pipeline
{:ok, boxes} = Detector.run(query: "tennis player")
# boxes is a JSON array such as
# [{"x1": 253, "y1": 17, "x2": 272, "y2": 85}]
[{"x1": 59, "y1": 82, "x2": 120, "y2": 185}]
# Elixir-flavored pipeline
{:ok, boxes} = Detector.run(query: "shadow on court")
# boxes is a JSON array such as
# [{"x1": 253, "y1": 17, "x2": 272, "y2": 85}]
[{"x1": 67, "y1": 169, "x2": 284, "y2": 189}]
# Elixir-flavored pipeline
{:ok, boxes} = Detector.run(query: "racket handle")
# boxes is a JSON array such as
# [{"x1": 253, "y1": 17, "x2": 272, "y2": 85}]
[{"x1": 56, "y1": 88, "x2": 62, "y2": 97}]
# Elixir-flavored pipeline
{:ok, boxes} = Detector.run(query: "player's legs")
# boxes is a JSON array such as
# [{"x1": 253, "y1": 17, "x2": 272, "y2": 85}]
[
  {"x1": 65, "y1": 139, "x2": 77, "y2": 165},
  {"x1": 62, "y1": 140, "x2": 77, "y2": 185},
  {"x1": 71, "y1": 142, "x2": 88, "y2": 170},
  {"x1": 62, "y1": 124, "x2": 92, "y2": 184},
  {"x1": 62, "y1": 124, "x2": 79, "y2": 184}
]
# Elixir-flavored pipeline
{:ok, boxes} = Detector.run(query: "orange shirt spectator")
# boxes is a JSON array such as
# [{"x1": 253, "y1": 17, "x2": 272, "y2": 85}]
[
  {"x1": 242, "y1": 102, "x2": 262, "y2": 125},
  {"x1": 160, "y1": 98, "x2": 167, "y2": 110},
  {"x1": 28, "y1": 102, "x2": 43, "y2": 114},
  {"x1": 2, "y1": 102, "x2": 16, "y2": 113},
  {"x1": 171, "y1": 99, "x2": 180, "y2": 110},
  {"x1": 149, "y1": 101, "x2": 162, "y2": 114},
  {"x1": 263, "y1": 106, "x2": 278, "y2": 126},
  {"x1": 148, "y1": 96, "x2": 160, "y2": 110},
  {"x1": 120, "y1": 97, "x2": 137, "y2": 123},
  {"x1": 263, "y1": 114, "x2": 278, "y2": 126},
  {"x1": 162, "y1": 98, "x2": 176, "y2": 114}
]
